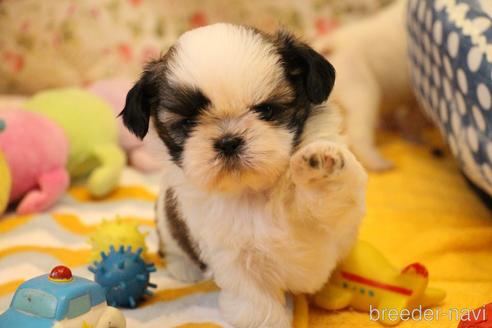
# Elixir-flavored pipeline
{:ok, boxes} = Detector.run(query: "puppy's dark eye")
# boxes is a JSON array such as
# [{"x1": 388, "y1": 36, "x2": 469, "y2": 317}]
[
  {"x1": 180, "y1": 118, "x2": 194, "y2": 128},
  {"x1": 171, "y1": 118, "x2": 195, "y2": 135},
  {"x1": 252, "y1": 103, "x2": 279, "y2": 121}
]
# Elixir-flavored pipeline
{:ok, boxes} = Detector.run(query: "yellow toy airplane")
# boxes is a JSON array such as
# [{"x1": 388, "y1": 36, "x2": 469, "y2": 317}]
[{"x1": 313, "y1": 240, "x2": 446, "y2": 326}]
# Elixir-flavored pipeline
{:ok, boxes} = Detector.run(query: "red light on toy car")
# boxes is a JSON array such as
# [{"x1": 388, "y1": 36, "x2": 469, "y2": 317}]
[{"x1": 49, "y1": 265, "x2": 73, "y2": 282}]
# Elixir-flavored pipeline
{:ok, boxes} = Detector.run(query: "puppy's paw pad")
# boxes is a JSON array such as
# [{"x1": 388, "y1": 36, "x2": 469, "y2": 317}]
[
  {"x1": 291, "y1": 142, "x2": 346, "y2": 183},
  {"x1": 303, "y1": 149, "x2": 344, "y2": 173}
]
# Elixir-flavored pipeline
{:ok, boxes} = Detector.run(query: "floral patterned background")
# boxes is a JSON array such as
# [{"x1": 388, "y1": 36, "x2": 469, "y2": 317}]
[{"x1": 0, "y1": 0, "x2": 393, "y2": 94}]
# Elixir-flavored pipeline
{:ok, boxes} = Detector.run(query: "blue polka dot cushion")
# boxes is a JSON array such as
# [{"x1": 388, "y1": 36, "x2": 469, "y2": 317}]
[{"x1": 407, "y1": 0, "x2": 492, "y2": 196}]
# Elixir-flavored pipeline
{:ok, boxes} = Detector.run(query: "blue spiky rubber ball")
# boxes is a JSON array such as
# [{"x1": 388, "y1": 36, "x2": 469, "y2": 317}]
[{"x1": 89, "y1": 246, "x2": 156, "y2": 308}]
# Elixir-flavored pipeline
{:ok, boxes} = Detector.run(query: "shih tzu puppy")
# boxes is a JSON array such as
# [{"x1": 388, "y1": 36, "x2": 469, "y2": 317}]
[{"x1": 122, "y1": 23, "x2": 367, "y2": 328}]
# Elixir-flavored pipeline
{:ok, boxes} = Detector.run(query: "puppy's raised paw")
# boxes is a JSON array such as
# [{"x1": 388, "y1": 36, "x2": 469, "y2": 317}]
[{"x1": 291, "y1": 141, "x2": 347, "y2": 186}]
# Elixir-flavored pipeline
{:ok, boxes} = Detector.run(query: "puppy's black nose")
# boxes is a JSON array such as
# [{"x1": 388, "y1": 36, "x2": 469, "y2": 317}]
[{"x1": 214, "y1": 135, "x2": 244, "y2": 156}]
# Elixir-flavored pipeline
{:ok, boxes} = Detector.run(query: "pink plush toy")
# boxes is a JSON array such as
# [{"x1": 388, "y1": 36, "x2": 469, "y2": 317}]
[
  {"x1": 0, "y1": 109, "x2": 70, "y2": 215},
  {"x1": 87, "y1": 79, "x2": 161, "y2": 172}
]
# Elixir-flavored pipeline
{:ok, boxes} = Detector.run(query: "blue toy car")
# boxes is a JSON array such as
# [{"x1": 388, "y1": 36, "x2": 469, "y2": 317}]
[{"x1": 0, "y1": 266, "x2": 126, "y2": 328}]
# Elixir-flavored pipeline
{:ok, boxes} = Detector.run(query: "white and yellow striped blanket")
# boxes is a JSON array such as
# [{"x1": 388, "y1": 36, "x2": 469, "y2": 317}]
[{"x1": 0, "y1": 169, "x2": 308, "y2": 327}]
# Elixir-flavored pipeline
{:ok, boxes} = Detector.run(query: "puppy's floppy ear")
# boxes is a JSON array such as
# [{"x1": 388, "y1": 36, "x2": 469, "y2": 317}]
[
  {"x1": 120, "y1": 62, "x2": 159, "y2": 139},
  {"x1": 274, "y1": 30, "x2": 336, "y2": 104}
]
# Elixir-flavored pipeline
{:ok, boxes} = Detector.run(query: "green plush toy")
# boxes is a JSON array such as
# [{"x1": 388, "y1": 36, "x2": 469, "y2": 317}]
[{"x1": 24, "y1": 88, "x2": 125, "y2": 197}]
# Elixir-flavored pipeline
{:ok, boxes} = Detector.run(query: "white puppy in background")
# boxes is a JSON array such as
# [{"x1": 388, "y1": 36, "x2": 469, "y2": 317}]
[
  {"x1": 314, "y1": 0, "x2": 416, "y2": 171},
  {"x1": 122, "y1": 23, "x2": 367, "y2": 328}
]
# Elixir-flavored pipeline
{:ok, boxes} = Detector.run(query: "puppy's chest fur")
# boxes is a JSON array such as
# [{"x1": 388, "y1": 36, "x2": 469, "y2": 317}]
[{"x1": 172, "y1": 180, "x2": 343, "y2": 293}]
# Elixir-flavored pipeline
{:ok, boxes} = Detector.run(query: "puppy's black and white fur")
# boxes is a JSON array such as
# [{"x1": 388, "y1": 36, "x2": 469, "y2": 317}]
[{"x1": 122, "y1": 23, "x2": 367, "y2": 328}]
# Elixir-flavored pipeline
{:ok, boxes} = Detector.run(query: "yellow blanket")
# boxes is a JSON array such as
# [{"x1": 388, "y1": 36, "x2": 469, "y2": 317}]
[{"x1": 309, "y1": 134, "x2": 492, "y2": 327}]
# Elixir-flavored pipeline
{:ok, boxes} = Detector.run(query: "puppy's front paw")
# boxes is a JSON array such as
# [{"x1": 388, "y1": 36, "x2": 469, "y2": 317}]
[
  {"x1": 219, "y1": 291, "x2": 291, "y2": 328},
  {"x1": 291, "y1": 141, "x2": 347, "y2": 186},
  {"x1": 166, "y1": 254, "x2": 204, "y2": 283}
]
